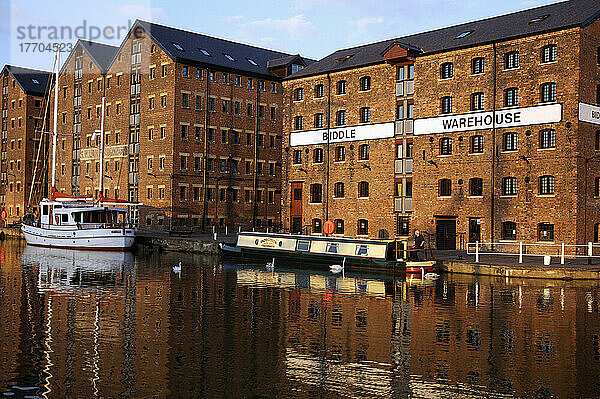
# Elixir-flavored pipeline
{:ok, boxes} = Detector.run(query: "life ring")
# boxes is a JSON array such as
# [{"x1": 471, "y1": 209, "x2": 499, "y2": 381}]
[
  {"x1": 55, "y1": 215, "x2": 59, "y2": 224},
  {"x1": 0, "y1": 209, "x2": 6, "y2": 220}
]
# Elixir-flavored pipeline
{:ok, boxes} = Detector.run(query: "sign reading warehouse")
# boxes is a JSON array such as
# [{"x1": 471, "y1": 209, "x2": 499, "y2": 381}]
[
  {"x1": 289, "y1": 122, "x2": 394, "y2": 147},
  {"x1": 413, "y1": 104, "x2": 562, "y2": 135}
]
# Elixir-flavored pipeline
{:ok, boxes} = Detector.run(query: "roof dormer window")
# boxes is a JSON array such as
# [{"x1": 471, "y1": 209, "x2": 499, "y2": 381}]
[
  {"x1": 529, "y1": 14, "x2": 550, "y2": 24},
  {"x1": 31, "y1": 78, "x2": 39, "y2": 84},
  {"x1": 224, "y1": 54, "x2": 235, "y2": 62},
  {"x1": 172, "y1": 42, "x2": 184, "y2": 51}
]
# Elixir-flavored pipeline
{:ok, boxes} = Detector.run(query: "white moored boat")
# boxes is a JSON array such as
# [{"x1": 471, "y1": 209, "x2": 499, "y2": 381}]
[{"x1": 21, "y1": 50, "x2": 139, "y2": 250}]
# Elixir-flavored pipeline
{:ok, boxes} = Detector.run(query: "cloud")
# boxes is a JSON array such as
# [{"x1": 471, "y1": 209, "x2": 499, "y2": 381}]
[{"x1": 350, "y1": 16, "x2": 384, "y2": 31}]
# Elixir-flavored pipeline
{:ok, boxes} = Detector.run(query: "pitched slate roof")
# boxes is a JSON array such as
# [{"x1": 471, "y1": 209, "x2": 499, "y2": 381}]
[
  {"x1": 290, "y1": 0, "x2": 600, "y2": 79},
  {"x1": 266, "y1": 54, "x2": 314, "y2": 69},
  {"x1": 79, "y1": 40, "x2": 119, "y2": 73},
  {"x1": 2, "y1": 65, "x2": 52, "y2": 96},
  {"x1": 133, "y1": 20, "x2": 310, "y2": 79}
]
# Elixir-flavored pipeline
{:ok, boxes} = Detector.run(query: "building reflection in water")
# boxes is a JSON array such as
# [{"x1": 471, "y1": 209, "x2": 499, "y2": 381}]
[{"x1": 1, "y1": 240, "x2": 600, "y2": 398}]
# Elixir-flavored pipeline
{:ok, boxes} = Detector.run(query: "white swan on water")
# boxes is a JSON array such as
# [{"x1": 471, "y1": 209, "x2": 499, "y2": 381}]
[
  {"x1": 266, "y1": 258, "x2": 275, "y2": 270},
  {"x1": 330, "y1": 257, "x2": 346, "y2": 274},
  {"x1": 173, "y1": 261, "x2": 182, "y2": 274}
]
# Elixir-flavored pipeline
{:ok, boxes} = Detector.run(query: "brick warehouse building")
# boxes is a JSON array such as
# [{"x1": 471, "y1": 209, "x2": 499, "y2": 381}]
[
  {"x1": 1, "y1": 65, "x2": 51, "y2": 225},
  {"x1": 410, "y1": 0, "x2": 600, "y2": 250},
  {"x1": 282, "y1": 0, "x2": 600, "y2": 248},
  {"x1": 53, "y1": 21, "x2": 311, "y2": 231},
  {"x1": 282, "y1": 43, "x2": 417, "y2": 239}
]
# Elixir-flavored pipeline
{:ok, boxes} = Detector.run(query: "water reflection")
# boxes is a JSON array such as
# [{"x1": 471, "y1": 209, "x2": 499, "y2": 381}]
[{"x1": 1, "y1": 240, "x2": 600, "y2": 398}]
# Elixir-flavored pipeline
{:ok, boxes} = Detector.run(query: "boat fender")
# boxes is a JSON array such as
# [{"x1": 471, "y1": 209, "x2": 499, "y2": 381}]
[{"x1": 55, "y1": 215, "x2": 59, "y2": 224}]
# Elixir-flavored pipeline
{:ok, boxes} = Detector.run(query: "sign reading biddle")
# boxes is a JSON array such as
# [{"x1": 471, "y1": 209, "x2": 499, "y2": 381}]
[
  {"x1": 289, "y1": 122, "x2": 394, "y2": 147},
  {"x1": 579, "y1": 102, "x2": 600, "y2": 125},
  {"x1": 413, "y1": 103, "x2": 562, "y2": 135}
]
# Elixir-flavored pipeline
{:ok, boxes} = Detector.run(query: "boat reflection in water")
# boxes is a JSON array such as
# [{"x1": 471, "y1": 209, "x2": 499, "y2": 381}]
[{"x1": 21, "y1": 245, "x2": 134, "y2": 292}]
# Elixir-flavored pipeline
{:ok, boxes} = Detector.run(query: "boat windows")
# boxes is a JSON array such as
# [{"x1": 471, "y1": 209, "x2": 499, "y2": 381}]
[
  {"x1": 73, "y1": 212, "x2": 82, "y2": 223},
  {"x1": 297, "y1": 240, "x2": 311, "y2": 251},
  {"x1": 355, "y1": 244, "x2": 369, "y2": 256},
  {"x1": 61, "y1": 214, "x2": 68, "y2": 223},
  {"x1": 326, "y1": 243, "x2": 339, "y2": 253},
  {"x1": 42, "y1": 205, "x2": 48, "y2": 215}
]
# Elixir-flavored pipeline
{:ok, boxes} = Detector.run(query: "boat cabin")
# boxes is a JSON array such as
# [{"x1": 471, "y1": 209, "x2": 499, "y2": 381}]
[{"x1": 39, "y1": 199, "x2": 128, "y2": 228}]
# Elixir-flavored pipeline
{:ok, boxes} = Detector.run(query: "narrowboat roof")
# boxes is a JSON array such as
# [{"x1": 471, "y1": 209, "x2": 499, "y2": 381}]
[{"x1": 239, "y1": 232, "x2": 394, "y2": 245}]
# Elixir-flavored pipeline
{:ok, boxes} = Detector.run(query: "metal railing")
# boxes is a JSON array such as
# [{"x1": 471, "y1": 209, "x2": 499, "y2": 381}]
[{"x1": 467, "y1": 241, "x2": 600, "y2": 264}]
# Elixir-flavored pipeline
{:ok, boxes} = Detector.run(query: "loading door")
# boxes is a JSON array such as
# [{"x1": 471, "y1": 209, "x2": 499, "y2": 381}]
[
  {"x1": 436, "y1": 219, "x2": 457, "y2": 250},
  {"x1": 290, "y1": 182, "x2": 303, "y2": 234}
]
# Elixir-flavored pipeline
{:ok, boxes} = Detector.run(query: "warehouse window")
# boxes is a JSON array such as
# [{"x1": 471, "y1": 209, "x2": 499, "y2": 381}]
[
  {"x1": 360, "y1": 107, "x2": 371, "y2": 123},
  {"x1": 441, "y1": 96, "x2": 453, "y2": 114},
  {"x1": 336, "y1": 110, "x2": 346, "y2": 126},
  {"x1": 358, "y1": 181, "x2": 369, "y2": 198},
  {"x1": 359, "y1": 144, "x2": 369, "y2": 160},
  {"x1": 596, "y1": 131, "x2": 600, "y2": 150},
  {"x1": 313, "y1": 148, "x2": 324, "y2": 163},
  {"x1": 538, "y1": 223, "x2": 554, "y2": 241},
  {"x1": 472, "y1": 57, "x2": 485, "y2": 74},
  {"x1": 314, "y1": 113, "x2": 324, "y2": 128},
  {"x1": 334, "y1": 182, "x2": 345, "y2": 198},
  {"x1": 440, "y1": 137, "x2": 452, "y2": 155},
  {"x1": 540, "y1": 82, "x2": 556, "y2": 102},
  {"x1": 294, "y1": 116, "x2": 303, "y2": 130},
  {"x1": 471, "y1": 92, "x2": 484, "y2": 111},
  {"x1": 335, "y1": 219, "x2": 344, "y2": 235},
  {"x1": 505, "y1": 51, "x2": 519, "y2": 69},
  {"x1": 359, "y1": 76, "x2": 371, "y2": 91},
  {"x1": 539, "y1": 129, "x2": 555, "y2": 149},
  {"x1": 335, "y1": 146, "x2": 345, "y2": 161},
  {"x1": 542, "y1": 45, "x2": 557, "y2": 63},
  {"x1": 336, "y1": 80, "x2": 346, "y2": 95},
  {"x1": 294, "y1": 88, "x2": 304, "y2": 101},
  {"x1": 438, "y1": 179, "x2": 452, "y2": 197},
  {"x1": 505, "y1": 88, "x2": 519, "y2": 106},
  {"x1": 502, "y1": 177, "x2": 517, "y2": 196},
  {"x1": 357, "y1": 219, "x2": 369, "y2": 236},
  {"x1": 470, "y1": 178, "x2": 483, "y2": 196},
  {"x1": 597, "y1": 85, "x2": 600, "y2": 105},
  {"x1": 470, "y1": 135, "x2": 484, "y2": 153},
  {"x1": 315, "y1": 84, "x2": 324, "y2": 98},
  {"x1": 293, "y1": 150, "x2": 302, "y2": 164},
  {"x1": 441, "y1": 62, "x2": 454, "y2": 79},
  {"x1": 312, "y1": 219, "x2": 322, "y2": 234},
  {"x1": 310, "y1": 184, "x2": 322, "y2": 203},
  {"x1": 539, "y1": 175, "x2": 555, "y2": 195},
  {"x1": 502, "y1": 221, "x2": 517, "y2": 240}
]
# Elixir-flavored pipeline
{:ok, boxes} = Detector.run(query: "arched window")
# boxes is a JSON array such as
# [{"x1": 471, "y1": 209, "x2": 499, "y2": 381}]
[
  {"x1": 540, "y1": 82, "x2": 556, "y2": 102},
  {"x1": 439, "y1": 179, "x2": 451, "y2": 197},
  {"x1": 441, "y1": 62, "x2": 454, "y2": 79},
  {"x1": 539, "y1": 175, "x2": 555, "y2": 195},
  {"x1": 505, "y1": 51, "x2": 519, "y2": 69},
  {"x1": 293, "y1": 87, "x2": 304, "y2": 101},
  {"x1": 313, "y1": 148, "x2": 323, "y2": 163},
  {"x1": 440, "y1": 137, "x2": 452, "y2": 155},
  {"x1": 441, "y1": 96, "x2": 453, "y2": 114},
  {"x1": 503, "y1": 132, "x2": 518, "y2": 151},
  {"x1": 538, "y1": 223, "x2": 554, "y2": 241},
  {"x1": 335, "y1": 146, "x2": 345, "y2": 161},
  {"x1": 539, "y1": 129, "x2": 555, "y2": 149},
  {"x1": 501, "y1": 221, "x2": 517, "y2": 240},
  {"x1": 502, "y1": 177, "x2": 517, "y2": 196},
  {"x1": 359, "y1": 76, "x2": 371, "y2": 91},
  {"x1": 334, "y1": 182, "x2": 345, "y2": 198},
  {"x1": 358, "y1": 181, "x2": 369, "y2": 198},
  {"x1": 314, "y1": 113, "x2": 324, "y2": 128},
  {"x1": 471, "y1": 92, "x2": 484, "y2": 111},
  {"x1": 470, "y1": 135, "x2": 484, "y2": 153},
  {"x1": 469, "y1": 178, "x2": 483, "y2": 196},
  {"x1": 542, "y1": 45, "x2": 557, "y2": 63},
  {"x1": 472, "y1": 57, "x2": 485, "y2": 74},
  {"x1": 358, "y1": 219, "x2": 369, "y2": 235}
]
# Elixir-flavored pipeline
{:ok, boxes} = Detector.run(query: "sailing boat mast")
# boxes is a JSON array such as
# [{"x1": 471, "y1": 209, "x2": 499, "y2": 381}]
[
  {"x1": 51, "y1": 50, "x2": 59, "y2": 189},
  {"x1": 98, "y1": 96, "x2": 105, "y2": 199}
]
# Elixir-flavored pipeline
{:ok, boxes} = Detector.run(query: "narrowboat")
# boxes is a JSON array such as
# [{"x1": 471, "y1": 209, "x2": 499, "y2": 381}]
[{"x1": 220, "y1": 232, "x2": 436, "y2": 273}]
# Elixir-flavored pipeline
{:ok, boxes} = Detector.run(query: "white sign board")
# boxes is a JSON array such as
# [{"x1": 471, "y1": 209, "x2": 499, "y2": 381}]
[
  {"x1": 579, "y1": 102, "x2": 600, "y2": 125},
  {"x1": 413, "y1": 103, "x2": 562, "y2": 135},
  {"x1": 289, "y1": 122, "x2": 394, "y2": 147}
]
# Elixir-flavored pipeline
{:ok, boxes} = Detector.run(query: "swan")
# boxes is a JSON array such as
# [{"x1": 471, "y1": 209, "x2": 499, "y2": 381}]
[
  {"x1": 173, "y1": 261, "x2": 182, "y2": 273},
  {"x1": 330, "y1": 257, "x2": 346, "y2": 274},
  {"x1": 266, "y1": 258, "x2": 275, "y2": 270},
  {"x1": 424, "y1": 272, "x2": 439, "y2": 280}
]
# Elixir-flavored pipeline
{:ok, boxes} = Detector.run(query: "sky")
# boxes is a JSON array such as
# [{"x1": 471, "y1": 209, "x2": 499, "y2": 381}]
[{"x1": 1, "y1": 0, "x2": 561, "y2": 72}]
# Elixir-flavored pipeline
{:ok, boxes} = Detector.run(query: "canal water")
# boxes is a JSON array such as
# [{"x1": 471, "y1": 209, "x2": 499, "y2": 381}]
[{"x1": 1, "y1": 240, "x2": 600, "y2": 399}]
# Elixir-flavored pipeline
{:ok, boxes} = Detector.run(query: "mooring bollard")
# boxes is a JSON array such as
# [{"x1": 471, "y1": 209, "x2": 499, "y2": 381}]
[
  {"x1": 238, "y1": 226, "x2": 241, "y2": 233},
  {"x1": 225, "y1": 226, "x2": 228, "y2": 236},
  {"x1": 212, "y1": 225, "x2": 215, "y2": 235},
  {"x1": 561, "y1": 243, "x2": 565, "y2": 265},
  {"x1": 475, "y1": 241, "x2": 479, "y2": 263},
  {"x1": 589, "y1": 242, "x2": 593, "y2": 257},
  {"x1": 213, "y1": 232, "x2": 217, "y2": 241},
  {"x1": 519, "y1": 242, "x2": 523, "y2": 264}
]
